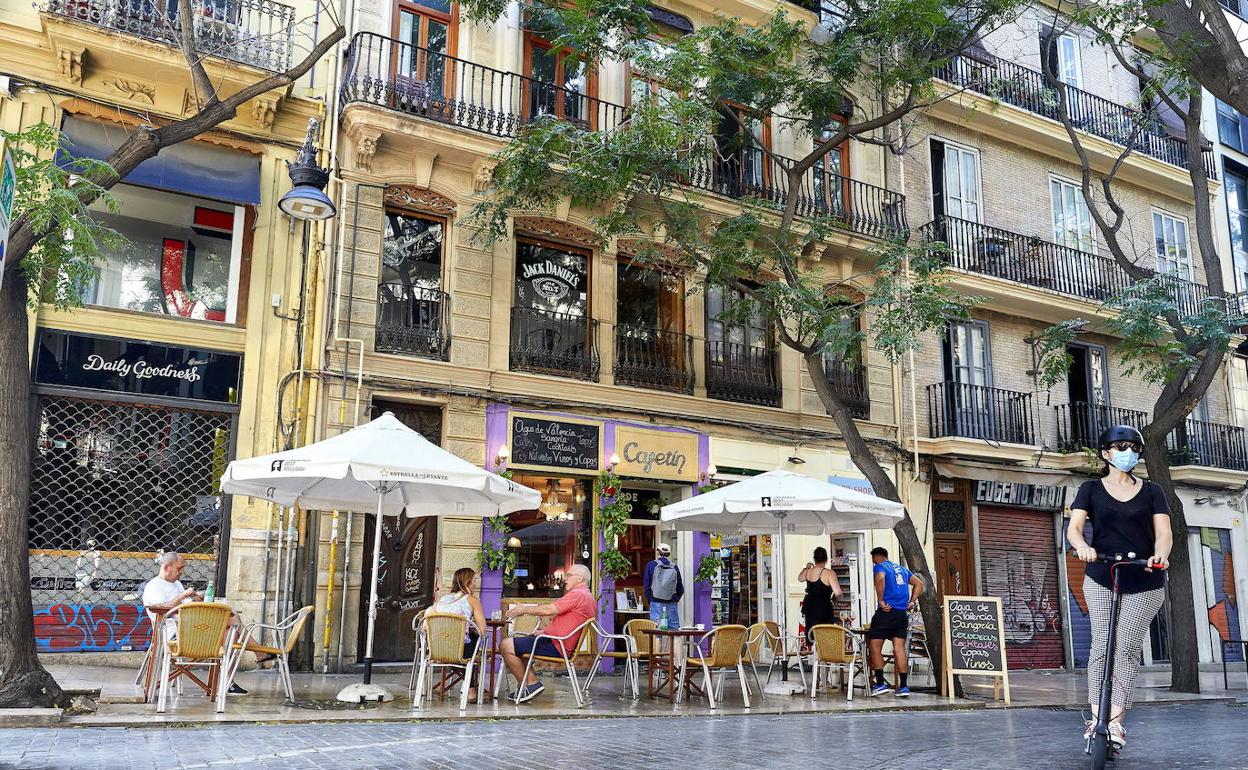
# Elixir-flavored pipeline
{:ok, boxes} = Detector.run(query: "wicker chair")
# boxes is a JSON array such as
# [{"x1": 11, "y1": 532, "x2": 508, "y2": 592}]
[
  {"x1": 411, "y1": 612, "x2": 483, "y2": 712},
  {"x1": 511, "y1": 618, "x2": 597, "y2": 708},
  {"x1": 156, "y1": 602, "x2": 245, "y2": 713},
  {"x1": 680, "y1": 624, "x2": 750, "y2": 709},
  {"x1": 585, "y1": 619, "x2": 640, "y2": 700},
  {"x1": 236, "y1": 605, "x2": 314, "y2": 703},
  {"x1": 808, "y1": 624, "x2": 862, "y2": 701}
]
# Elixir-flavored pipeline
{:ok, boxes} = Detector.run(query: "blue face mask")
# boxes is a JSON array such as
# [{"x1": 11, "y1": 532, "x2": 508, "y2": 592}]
[{"x1": 1109, "y1": 449, "x2": 1140, "y2": 472}]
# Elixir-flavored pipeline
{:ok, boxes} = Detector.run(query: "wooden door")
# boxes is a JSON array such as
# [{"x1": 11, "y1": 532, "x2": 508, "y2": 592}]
[
  {"x1": 935, "y1": 537, "x2": 975, "y2": 596},
  {"x1": 358, "y1": 402, "x2": 442, "y2": 662}
]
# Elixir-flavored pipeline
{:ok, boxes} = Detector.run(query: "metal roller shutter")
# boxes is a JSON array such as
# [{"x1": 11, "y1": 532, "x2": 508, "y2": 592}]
[{"x1": 978, "y1": 506, "x2": 1064, "y2": 669}]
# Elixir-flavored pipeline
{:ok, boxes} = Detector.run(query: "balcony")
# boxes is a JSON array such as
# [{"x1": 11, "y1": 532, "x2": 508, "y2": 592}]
[
  {"x1": 706, "y1": 341, "x2": 781, "y2": 407},
  {"x1": 1167, "y1": 419, "x2": 1248, "y2": 471},
  {"x1": 340, "y1": 32, "x2": 908, "y2": 241},
  {"x1": 375, "y1": 284, "x2": 450, "y2": 360},
  {"x1": 42, "y1": 0, "x2": 295, "y2": 72},
  {"x1": 920, "y1": 215, "x2": 1213, "y2": 316},
  {"x1": 826, "y1": 359, "x2": 870, "y2": 419},
  {"x1": 614, "y1": 325, "x2": 695, "y2": 394},
  {"x1": 510, "y1": 307, "x2": 600, "y2": 381},
  {"x1": 1055, "y1": 402, "x2": 1148, "y2": 453},
  {"x1": 935, "y1": 53, "x2": 1215, "y2": 177},
  {"x1": 926, "y1": 381, "x2": 1035, "y2": 444}
]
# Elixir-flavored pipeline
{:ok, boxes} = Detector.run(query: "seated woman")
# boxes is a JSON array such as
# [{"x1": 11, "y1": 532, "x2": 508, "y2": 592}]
[{"x1": 431, "y1": 567, "x2": 489, "y2": 700}]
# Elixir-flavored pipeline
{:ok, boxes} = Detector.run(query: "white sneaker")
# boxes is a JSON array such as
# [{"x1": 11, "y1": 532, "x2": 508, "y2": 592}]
[
  {"x1": 1108, "y1": 721, "x2": 1126, "y2": 748},
  {"x1": 1083, "y1": 720, "x2": 1095, "y2": 741}
]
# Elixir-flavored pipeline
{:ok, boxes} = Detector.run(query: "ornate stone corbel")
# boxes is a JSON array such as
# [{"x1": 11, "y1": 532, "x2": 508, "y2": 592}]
[
  {"x1": 472, "y1": 160, "x2": 495, "y2": 192},
  {"x1": 351, "y1": 126, "x2": 382, "y2": 172},
  {"x1": 250, "y1": 94, "x2": 281, "y2": 131},
  {"x1": 58, "y1": 45, "x2": 85, "y2": 85}
]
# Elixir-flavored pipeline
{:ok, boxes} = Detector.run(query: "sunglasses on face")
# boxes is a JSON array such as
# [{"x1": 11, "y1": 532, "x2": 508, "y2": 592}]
[{"x1": 1108, "y1": 441, "x2": 1141, "y2": 452}]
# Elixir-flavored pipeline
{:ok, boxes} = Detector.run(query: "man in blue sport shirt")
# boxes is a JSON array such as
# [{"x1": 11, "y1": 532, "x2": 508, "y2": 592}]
[{"x1": 867, "y1": 546, "x2": 924, "y2": 697}]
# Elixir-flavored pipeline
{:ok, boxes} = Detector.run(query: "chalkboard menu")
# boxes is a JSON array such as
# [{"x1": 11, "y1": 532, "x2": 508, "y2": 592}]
[
  {"x1": 509, "y1": 415, "x2": 600, "y2": 471},
  {"x1": 943, "y1": 595, "x2": 1010, "y2": 703}
]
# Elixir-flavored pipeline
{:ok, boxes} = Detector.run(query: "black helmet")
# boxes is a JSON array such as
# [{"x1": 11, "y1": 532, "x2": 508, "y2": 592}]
[{"x1": 1098, "y1": 425, "x2": 1143, "y2": 449}]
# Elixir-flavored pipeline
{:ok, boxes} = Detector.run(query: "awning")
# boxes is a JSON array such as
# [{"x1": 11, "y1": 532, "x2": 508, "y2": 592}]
[
  {"x1": 58, "y1": 116, "x2": 261, "y2": 206},
  {"x1": 933, "y1": 459, "x2": 1073, "y2": 486}
]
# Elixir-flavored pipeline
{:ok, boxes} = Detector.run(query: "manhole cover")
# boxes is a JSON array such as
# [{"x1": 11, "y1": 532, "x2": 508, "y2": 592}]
[{"x1": 287, "y1": 698, "x2": 388, "y2": 710}]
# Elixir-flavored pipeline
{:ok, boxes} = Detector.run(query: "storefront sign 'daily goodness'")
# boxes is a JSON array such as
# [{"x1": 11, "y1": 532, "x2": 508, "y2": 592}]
[{"x1": 35, "y1": 330, "x2": 241, "y2": 403}]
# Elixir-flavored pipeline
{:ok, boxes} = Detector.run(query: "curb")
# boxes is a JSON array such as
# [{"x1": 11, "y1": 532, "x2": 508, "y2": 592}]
[{"x1": 0, "y1": 708, "x2": 63, "y2": 728}]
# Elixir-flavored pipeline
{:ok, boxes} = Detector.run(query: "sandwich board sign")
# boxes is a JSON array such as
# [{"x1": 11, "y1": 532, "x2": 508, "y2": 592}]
[
  {"x1": 0, "y1": 137, "x2": 15, "y2": 292},
  {"x1": 942, "y1": 595, "x2": 1011, "y2": 704}
]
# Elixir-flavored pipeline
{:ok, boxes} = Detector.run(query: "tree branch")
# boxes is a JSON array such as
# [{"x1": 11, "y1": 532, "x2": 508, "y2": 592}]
[{"x1": 177, "y1": 0, "x2": 219, "y2": 108}]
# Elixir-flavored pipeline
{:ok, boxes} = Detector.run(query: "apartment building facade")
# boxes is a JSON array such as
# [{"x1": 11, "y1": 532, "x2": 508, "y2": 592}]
[
  {"x1": 314, "y1": 0, "x2": 911, "y2": 667},
  {"x1": 901, "y1": 4, "x2": 1248, "y2": 671},
  {"x1": 3, "y1": 0, "x2": 327, "y2": 652}
]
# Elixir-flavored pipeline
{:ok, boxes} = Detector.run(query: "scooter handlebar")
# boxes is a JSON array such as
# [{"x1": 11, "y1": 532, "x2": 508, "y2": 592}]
[{"x1": 1093, "y1": 552, "x2": 1165, "y2": 569}]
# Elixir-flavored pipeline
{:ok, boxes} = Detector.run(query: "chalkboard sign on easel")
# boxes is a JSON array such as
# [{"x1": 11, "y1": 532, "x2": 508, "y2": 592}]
[
  {"x1": 508, "y1": 415, "x2": 601, "y2": 472},
  {"x1": 942, "y1": 595, "x2": 1011, "y2": 704}
]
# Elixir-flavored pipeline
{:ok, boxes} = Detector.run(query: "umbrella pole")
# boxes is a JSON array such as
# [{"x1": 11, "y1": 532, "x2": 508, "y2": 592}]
[
  {"x1": 362, "y1": 490, "x2": 385, "y2": 684},
  {"x1": 774, "y1": 517, "x2": 788, "y2": 681}
]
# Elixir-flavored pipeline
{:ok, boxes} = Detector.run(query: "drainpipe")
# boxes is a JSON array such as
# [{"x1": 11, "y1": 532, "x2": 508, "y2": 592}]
[
  {"x1": 336, "y1": 511, "x2": 354, "y2": 672},
  {"x1": 321, "y1": 511, "x2": 339, "y2": 673}
]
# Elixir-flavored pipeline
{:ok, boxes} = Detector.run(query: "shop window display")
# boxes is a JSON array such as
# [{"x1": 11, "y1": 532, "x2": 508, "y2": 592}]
[
  {"x1": 503, "y1": 475, "x2": 593, "y2": 598},
  {"x1": 82, "y1": 184, "x2": 242, "y2": 323}
]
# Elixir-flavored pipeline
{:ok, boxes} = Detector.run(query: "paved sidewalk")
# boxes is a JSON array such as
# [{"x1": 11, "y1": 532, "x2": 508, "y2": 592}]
[
  {"x1": 39, "y1": 660, "x2": 1242, "y2": 727},
  {"x1": 2, "y1": 701, "x2": 1246, "y2": 769}
]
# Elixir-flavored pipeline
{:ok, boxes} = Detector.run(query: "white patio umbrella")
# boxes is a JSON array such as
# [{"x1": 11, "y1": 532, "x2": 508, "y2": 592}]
[
  {"x1": 221, "y1": 412, "x2": 540, "y2": 702},
  {"x1": 660, "y1": 469, "x2": 904, "y2": 693}
]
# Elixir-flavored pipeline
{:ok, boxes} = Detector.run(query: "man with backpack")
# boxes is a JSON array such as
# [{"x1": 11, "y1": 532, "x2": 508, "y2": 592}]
[{"x1": 644, "y1": 543, "x2": 685, "y2": 627}]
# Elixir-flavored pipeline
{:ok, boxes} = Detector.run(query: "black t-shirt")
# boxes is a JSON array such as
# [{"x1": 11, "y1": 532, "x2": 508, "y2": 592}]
[{"x1": 1071, "y1": 479, "x2": 1168, "y2": 594}]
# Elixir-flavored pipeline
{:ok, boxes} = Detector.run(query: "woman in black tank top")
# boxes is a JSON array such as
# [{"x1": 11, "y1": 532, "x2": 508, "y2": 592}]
[{"x1": 798, "y1": 547, "x2": 842, "y2": 640}]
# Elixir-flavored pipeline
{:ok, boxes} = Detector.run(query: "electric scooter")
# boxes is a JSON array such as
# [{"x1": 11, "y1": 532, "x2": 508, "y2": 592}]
[{"x1": 1085, "y1": 553, "x2": 1166, "y2": 770}]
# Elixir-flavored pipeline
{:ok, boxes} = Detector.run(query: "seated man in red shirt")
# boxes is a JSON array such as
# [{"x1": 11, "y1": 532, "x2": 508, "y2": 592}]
[{"x1": 500, "y1": 563, "x2": 596, "y2": 703}]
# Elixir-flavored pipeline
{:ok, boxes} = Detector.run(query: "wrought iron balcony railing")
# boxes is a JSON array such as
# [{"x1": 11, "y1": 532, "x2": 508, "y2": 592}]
[
  {"x1": 935, "y1": 52, "x2": 1216, "y2": 177},
  {"x1": 375, "y1": 284, "x2": 450, "y2": 361},
  {"x1": 706, "y1": 340, "x2": 781, "y2": 407},
  {"x1": 826, "y1": 358, "x2": 870, "y2": 419},
  {"x1": 43, "y1": 0, "x2": 295, "y2": 71},
  {"x1": 509, "y1": 307, "x2": 600, "y2": 381},
  {"x1": 1168, "y1": 418, "x2": 1248, "y2": 471},
  {"x1": 340, "y1": 33, "x2": 908, "y2": 240},
  {"x1": 1055, "y1": 402, "x2": 1148, "y2": 453},
  {"x1": 926, "y1": 381, "x2": 1036, "y2": 445},
  {"x1": 920, "y1": 216, "x2": 1214, "y2": 316},
  {"x1": 614, "y1": 325, "x2": 695, "y2": 394}
]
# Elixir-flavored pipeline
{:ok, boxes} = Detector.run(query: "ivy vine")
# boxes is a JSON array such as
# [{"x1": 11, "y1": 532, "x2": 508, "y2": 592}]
[
  {"x1": 477, "y1": 467, "x2": 518, "y2": 583},
  {"x1": 694, "y1": 553, "x2": 721, "y2": 583},
  {"x1": 595, "y1": 468, "x2": 634, "y2": 581}
]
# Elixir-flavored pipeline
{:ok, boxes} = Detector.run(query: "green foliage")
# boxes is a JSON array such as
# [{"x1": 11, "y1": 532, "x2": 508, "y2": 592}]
[
  {"x1": 476, "y1": 512, "x2": 518, "y2": 583},
  {"x1": 595, "y1": 469, "x2": 634, "y2": 581},
  {"x1": 1029, "y1": 319, "x2": 1088, "y2": 390},
  {"x1": 1105, "y1": 277, "x2": 1230, "y2": 384},
  {"x1": 694, "y1": 553, "x2": 721, "y2": 584},
  {"x1": 3, "y1": 123, "x2": 121, "y2": 309}
]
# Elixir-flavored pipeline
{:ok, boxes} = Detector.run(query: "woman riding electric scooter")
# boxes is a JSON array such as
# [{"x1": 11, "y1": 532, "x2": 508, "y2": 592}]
[{"x1": 1066, "y1": 425, "x2": 1172, "y2": 756}]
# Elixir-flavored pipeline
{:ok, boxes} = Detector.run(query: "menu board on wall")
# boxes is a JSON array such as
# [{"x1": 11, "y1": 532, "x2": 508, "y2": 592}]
[
  {"x1": 943, "y1": 595, "x2": 1010, "y2": 704},
  {"x1": 509, "y1": 415, "x2": 601, "y2": 471}
]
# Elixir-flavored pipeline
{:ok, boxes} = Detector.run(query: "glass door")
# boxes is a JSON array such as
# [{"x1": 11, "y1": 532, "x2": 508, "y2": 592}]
[
  {"x1": 395, "y1": 1, "x2": 456, "y2": 109},
  {"x1": 944, "y1": 320, "x2": 993, "y2": 438}
]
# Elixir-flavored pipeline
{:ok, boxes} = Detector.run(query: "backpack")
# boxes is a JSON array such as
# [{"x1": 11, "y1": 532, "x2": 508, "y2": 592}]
[{"x1": 652, "y1": 560, "x2": 680, "y2": 601}]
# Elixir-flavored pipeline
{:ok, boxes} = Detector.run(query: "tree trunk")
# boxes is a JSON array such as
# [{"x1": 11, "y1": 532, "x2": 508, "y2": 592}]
[
  {"x1": 1141, "y1": 439, "x2": 1201, "y2": 693},
  {"x1": 804, "y1": 352, "x2": 947, "y2": 690},
  {"x1": 0, "y1": 271, "x2": 64, "y2": 708}
]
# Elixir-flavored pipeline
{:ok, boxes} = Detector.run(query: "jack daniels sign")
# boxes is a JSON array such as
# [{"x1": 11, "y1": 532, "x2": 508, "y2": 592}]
[{"x1": 34, "y1": 330, "x2": 241, "y2": 404}]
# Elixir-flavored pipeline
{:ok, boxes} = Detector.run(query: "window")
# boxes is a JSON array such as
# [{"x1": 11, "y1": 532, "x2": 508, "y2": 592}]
[
  {"x1": 812, "y1": 115, "x2": 849, "y2": 216},
  {"x1": 510, "y1": 238, "x2": 594, "y2": 377},
  {"x1": 1225, "y1": 167, "x2": 1248, "y2": 294},
  {"x1": 706, "y1": 284, "x2": 770, "y2": 352},
  {"x1": 524, "y1": 33, "x2": 595, "y2": 127},
  {"x1": 616, "y1": 261, "x2": 681, "y2": 333},
  {"x1": 377, "y1": 210, "x2": 446, "y2": 357},
  {"x1": 395, "y1": 0, "x2": 456, "y2": 103},
  {"x1": 712, "y1": 104, "x2": 770, "y2": 195},
  {"x1": 1153, "y1": 211, "x2": 1193, "y2": 280},
  {"x1": 1217, "y1": 99, "x2": 1243, "y2": 152},
  {"x1": 628, "y1": 35, "x2": 678, "y2": 107},
  {"x1": 1041, "y1": 30, "x2": 1083, "y2": 88},
  {"x1": 82, "y1": 184, "x2": 243, "y2": 323},
  {"x1": 1050, "y1": 176, "x2": 1095, "y2": 251},
  {"x1": 931, "y1": 139, "x2": 981, "y2": 222},
  {"x1": 502, "y1": 474, "x2": 593, "y2": 599},
  {"x1": 1220, "y1": 0, "x2": 1244, "y2": 20},
  {"x1": 944, "y1": 320, "x2": 991, "y2": 388},
  {"x1": 514, "y1": 239, "x2": 589, "y2": 317}
]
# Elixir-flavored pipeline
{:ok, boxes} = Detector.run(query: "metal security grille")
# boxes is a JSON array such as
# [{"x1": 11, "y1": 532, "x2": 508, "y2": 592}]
[{"x1": 28, "y1": 395, "x2": 233, "y2": 609}]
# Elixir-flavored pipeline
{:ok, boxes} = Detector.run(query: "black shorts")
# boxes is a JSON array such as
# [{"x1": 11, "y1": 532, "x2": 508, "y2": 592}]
[
  {"x1": 868, "y1": 608, "x2": 909, "y2": 640},
  {"x1": 512, "y1": 636, "x2": 562, "y2": 658}
]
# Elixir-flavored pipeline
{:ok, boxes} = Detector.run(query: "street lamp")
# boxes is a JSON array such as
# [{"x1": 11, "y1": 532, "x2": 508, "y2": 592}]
[{"x1": 279, "y1": 118, "x2": 336, "y2": 222}]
